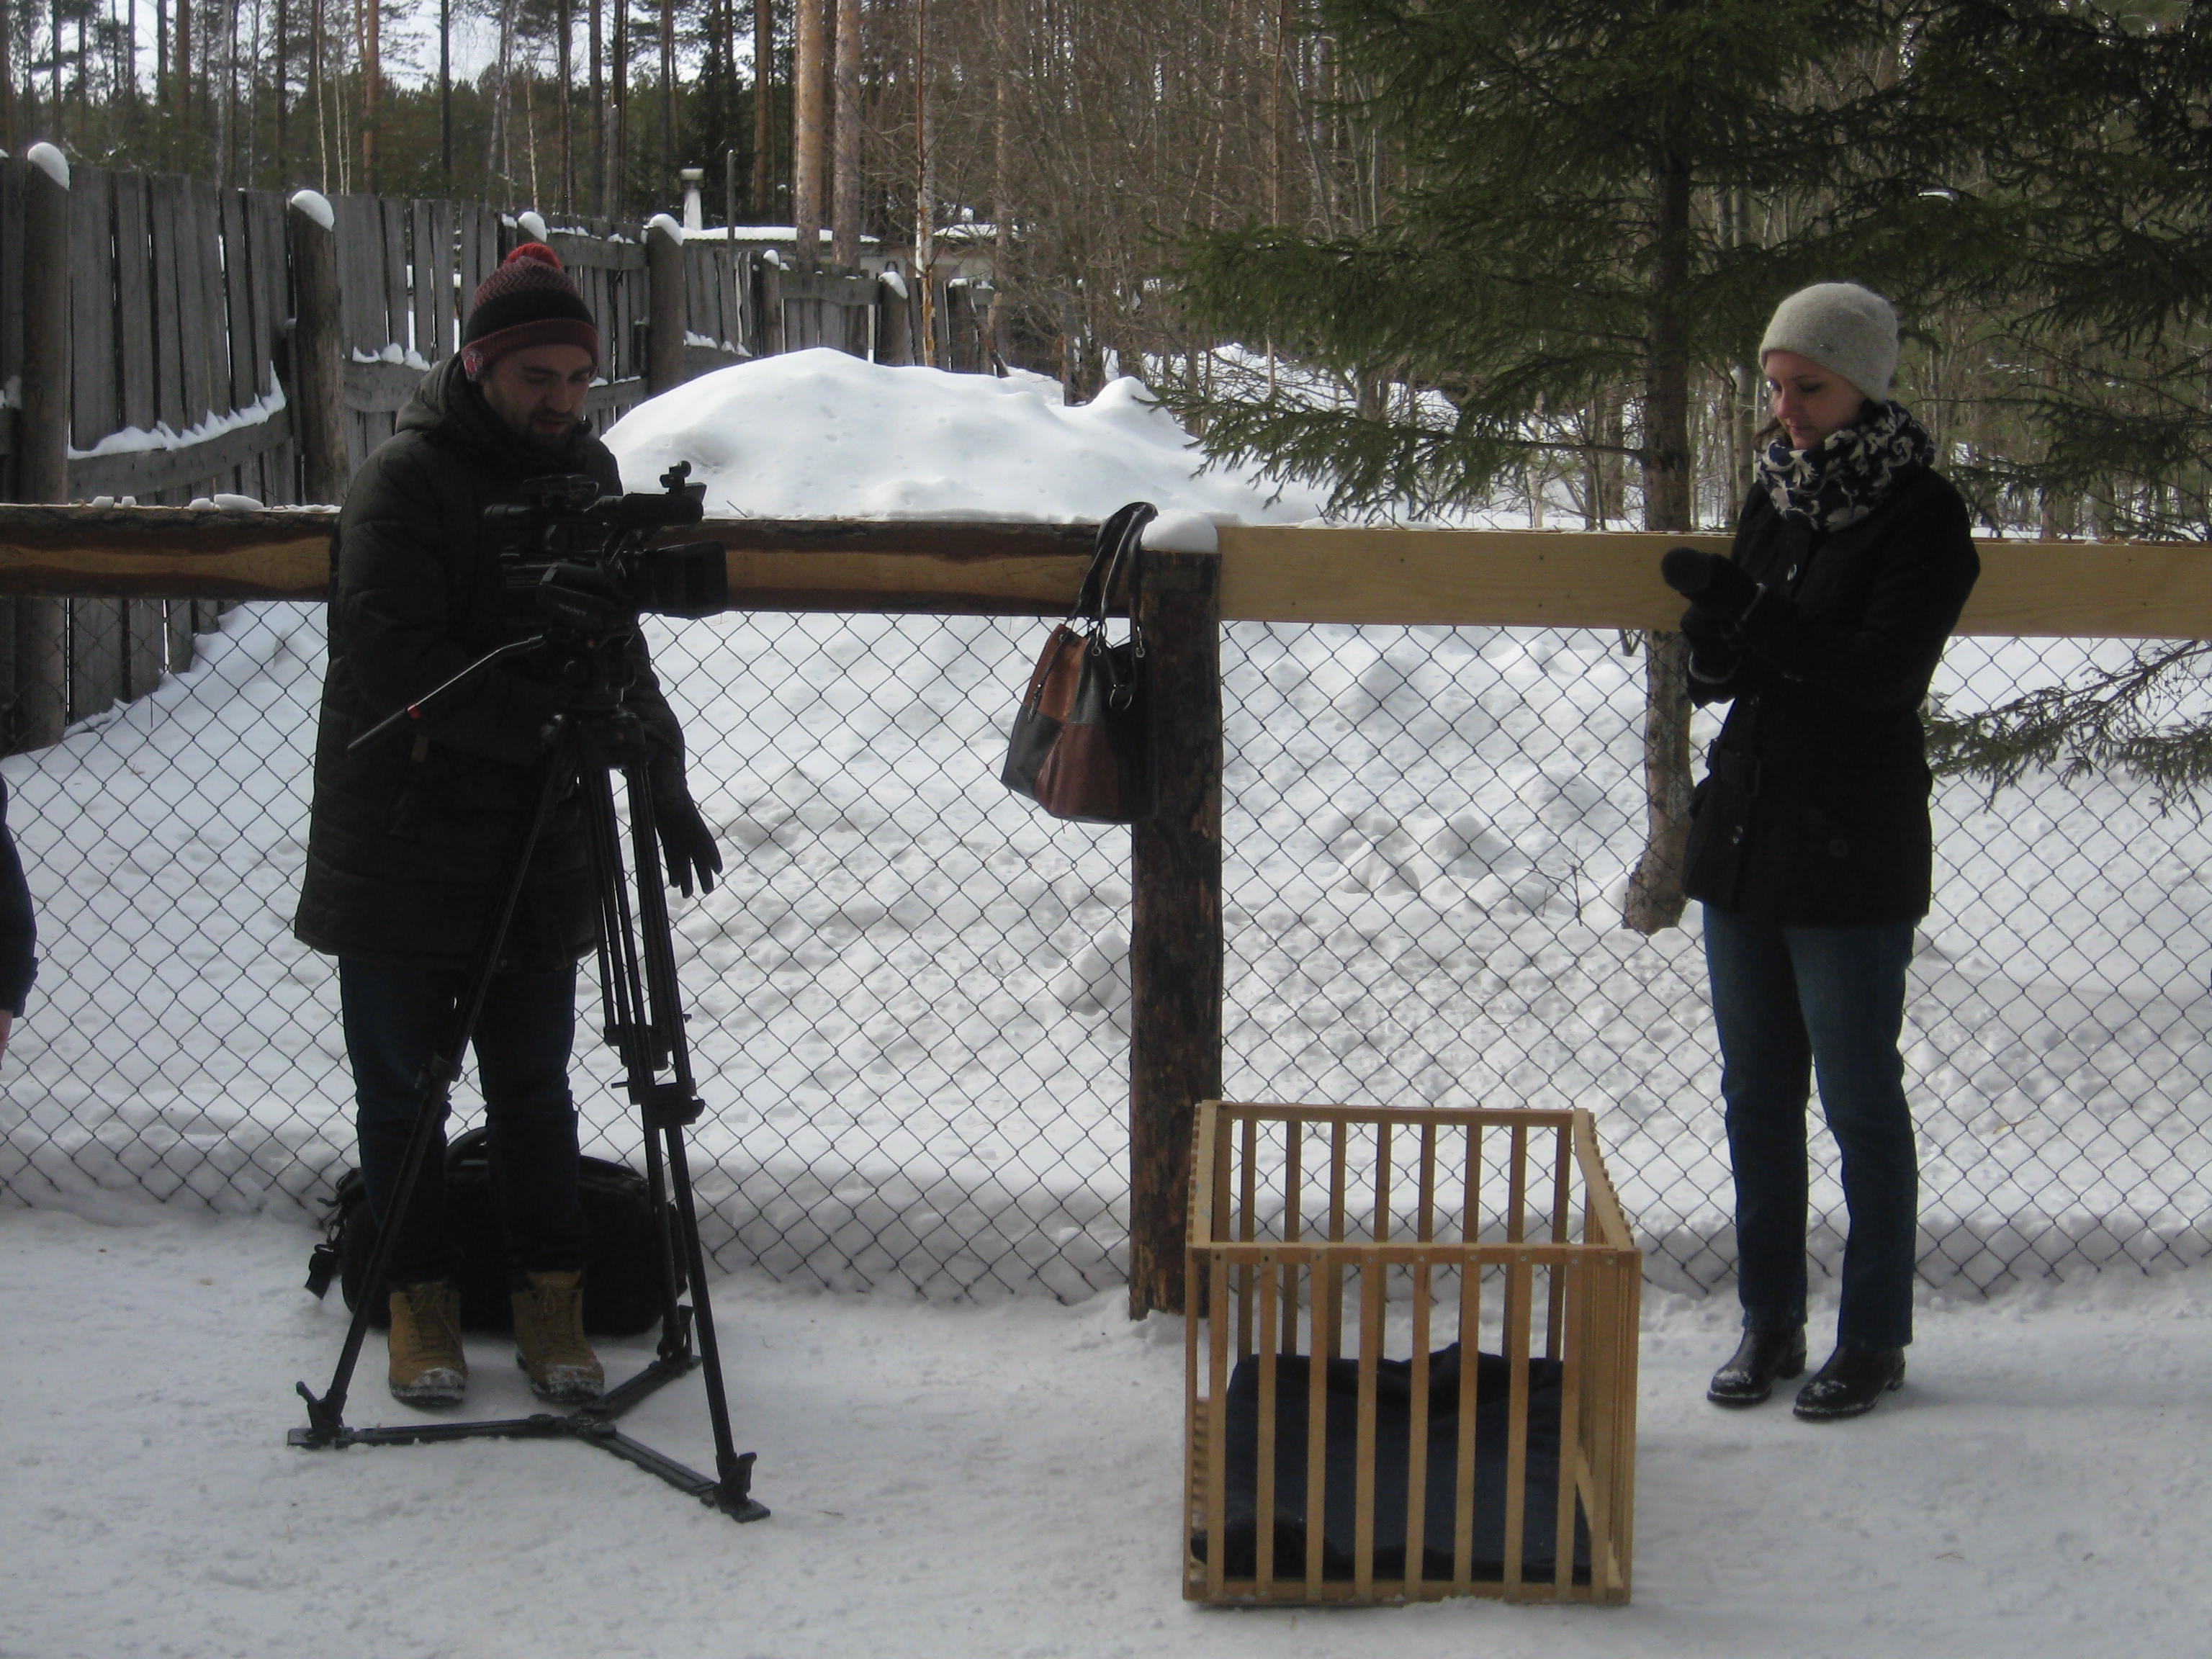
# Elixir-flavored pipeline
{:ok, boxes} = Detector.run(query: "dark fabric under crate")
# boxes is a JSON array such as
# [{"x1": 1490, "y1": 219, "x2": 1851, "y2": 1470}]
[{"x1": 1194, "y1": 1344, "x2": 1591, "y2": 1584}]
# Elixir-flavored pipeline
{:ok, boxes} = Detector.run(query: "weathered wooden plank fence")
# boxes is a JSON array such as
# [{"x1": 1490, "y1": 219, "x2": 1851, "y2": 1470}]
[
  {"x1": 0, "y1": 155, "x2": 941, "y2": 749},
  {"x1": 0, "y1": 503, "x2": 2203, "y2": 1313}
]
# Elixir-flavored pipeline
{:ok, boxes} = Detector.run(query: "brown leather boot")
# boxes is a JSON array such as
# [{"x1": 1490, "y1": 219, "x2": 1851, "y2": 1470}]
[
  {"x1": 387, "y1": 1280, "x2": 467, "y2": 1407},
  {"x1": 512, "y1": 1269, "x2": 603, "y2": 1403}
]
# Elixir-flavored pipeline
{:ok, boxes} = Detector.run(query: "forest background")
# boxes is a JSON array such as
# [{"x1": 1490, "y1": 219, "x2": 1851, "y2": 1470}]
[{"x1": 2, "y1": 0, "x2": 2209, "y2": 809}]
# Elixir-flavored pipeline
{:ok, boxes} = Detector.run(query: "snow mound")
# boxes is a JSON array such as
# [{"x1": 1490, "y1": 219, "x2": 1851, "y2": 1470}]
[{"x1": 603, "y1": 348, "x2": 1327, "y2": 523}]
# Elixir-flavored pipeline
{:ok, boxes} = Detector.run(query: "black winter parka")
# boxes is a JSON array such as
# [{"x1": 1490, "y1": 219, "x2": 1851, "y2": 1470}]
[
  {"x1": 1681, "y1": 464, "x2": 1979, "y2": 927},
  {"x1": 292, "y1": 357, "x2": 679, "y2": 968}
]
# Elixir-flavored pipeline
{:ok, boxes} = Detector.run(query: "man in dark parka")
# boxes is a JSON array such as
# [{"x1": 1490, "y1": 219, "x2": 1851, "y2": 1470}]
[{"x1": 295, "y1": 244, "x2": 721, "y2": 1408}]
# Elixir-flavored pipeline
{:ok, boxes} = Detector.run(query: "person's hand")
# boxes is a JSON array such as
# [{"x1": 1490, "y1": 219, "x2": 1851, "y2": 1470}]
[
  {"x1": 1660, "y1": 547, "x2": 1763, "y2": 621},
  {"x1": 652, "y1": 783, "x2": 721, "y2": 897},
  {"x1": 1678, "y1": 604, "x2": 1741, "y2": 683},
  {"x1": 0, "y1": 1008, "x2": 14, "y2": 1068}
]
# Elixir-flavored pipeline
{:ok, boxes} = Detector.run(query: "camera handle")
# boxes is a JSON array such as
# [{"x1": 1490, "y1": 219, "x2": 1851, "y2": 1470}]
[
  {"x1": 293, "y1": 675, "x2": 768, "y2": 1526},
  {"x1": 344, "y1": 634, "x2": 552, "y2": 757}
]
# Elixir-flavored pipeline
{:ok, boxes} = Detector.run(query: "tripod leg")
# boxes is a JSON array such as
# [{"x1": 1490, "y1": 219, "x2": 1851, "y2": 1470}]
[
  {"x1": 296, "y1": 757, "x2": 569, "y2": 1442},
  {"x1": 577, "y1": 763, "x2": 694, "y2": 1364},
  {"x1": 613, "y1": 761, "x2": 763, "y2": 1514},
  {"x1": 660, "y1": 1129, "x2": 759, "y2": 1514}
]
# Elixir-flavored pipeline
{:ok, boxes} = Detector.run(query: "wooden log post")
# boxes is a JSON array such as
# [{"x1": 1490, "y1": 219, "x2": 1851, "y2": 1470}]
[
  {"x1": 1128, "y1": 547, "x2": 1224, "y2": 1319},
  {"x1": 757, "y1": 260, "x2": 786, "y2": 359},
  {"x1": 876, "y1": 269, "x2": 912, "y2": 366},
  {"x1": 285, "y1": 194, "x2": 350, "y2": 507},
  {"x1": 14, "y1": 149, "x2": 71, "y2": 749},
  {"x1": 646, "y1": 217, "x2": 686, "y2": 396}
]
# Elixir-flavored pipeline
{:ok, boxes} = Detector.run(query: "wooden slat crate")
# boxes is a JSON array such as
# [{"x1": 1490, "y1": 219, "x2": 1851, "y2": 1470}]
[{"x1": 1184, "y1": 1101, "x2": 1640, "y2": 1606}]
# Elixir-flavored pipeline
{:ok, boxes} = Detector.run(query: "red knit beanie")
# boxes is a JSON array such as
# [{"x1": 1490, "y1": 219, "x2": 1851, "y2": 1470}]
[{"x1": 460, "y1": 243, "x2": 601, "y2": 378}]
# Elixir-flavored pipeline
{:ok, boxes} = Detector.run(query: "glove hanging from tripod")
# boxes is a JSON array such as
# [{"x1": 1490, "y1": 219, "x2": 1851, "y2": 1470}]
[
  {"x1": 648, "y1": 757, "x2": 721, "y2": 898},
  {"x1": 558, "y1": 701, "x2": 720, "y2": 898}
]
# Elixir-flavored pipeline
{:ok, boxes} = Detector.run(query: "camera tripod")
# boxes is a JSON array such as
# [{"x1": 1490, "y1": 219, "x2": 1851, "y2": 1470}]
[{"x1": 289, "y1": 629, "x2": 767, "y2": 1526}]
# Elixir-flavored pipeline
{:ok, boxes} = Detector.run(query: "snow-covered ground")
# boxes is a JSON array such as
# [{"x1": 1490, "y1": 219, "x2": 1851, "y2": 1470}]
[{"x1": 5, "y1": 1205, "x2": 2209, "y2": 1658}]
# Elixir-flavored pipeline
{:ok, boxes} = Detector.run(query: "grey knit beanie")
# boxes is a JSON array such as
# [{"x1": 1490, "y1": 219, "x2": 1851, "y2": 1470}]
[{"x1": 1758, "y1": 282, "x2": 1899, "y2": 404}]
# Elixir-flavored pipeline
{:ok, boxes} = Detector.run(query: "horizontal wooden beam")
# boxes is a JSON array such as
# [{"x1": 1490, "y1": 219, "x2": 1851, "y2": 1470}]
[
  {"x1": 0, "y1": 503, "x2": 339, "y2": 598},
  {"x1": 547, "y1": 230, "x2": 647, "y2": 273},
  {"x1": 0, "y1": 505, "x2": 2204, "y2": 637},
  {"x1": 343, "y1": 359, "x2": 427, "y2": 415},
  {"x1": 1213, "y1": 525, "x2": 2212, "y2": 638},
  {"x1": 709, "y1": 518, "x2": 1094, "y2": 612},
  {"x1": 66, "y1": 405, "x2": 295, "y2": 503},
  {"x1": 0, "y1": 505, "x2": 1098, "y2": 607}
]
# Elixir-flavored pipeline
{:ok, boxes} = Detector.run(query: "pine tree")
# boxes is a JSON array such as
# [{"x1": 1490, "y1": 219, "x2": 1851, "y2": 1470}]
[
  {"x1": 1166, "y1": 0, "x2": 1989, "y2": 929},
  {"x1": 1907, "y1": 4, "x2": 2212, "y2": 793}
]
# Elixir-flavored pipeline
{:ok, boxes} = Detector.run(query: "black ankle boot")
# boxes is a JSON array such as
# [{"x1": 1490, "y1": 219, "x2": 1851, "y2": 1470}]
[
  {"x1": 1792, "y1": 1345, "x2": 1907, "y2": 1421},
  {"x1": 1707, "y1": 1327, "x2": 1807, "y2": 1406}
]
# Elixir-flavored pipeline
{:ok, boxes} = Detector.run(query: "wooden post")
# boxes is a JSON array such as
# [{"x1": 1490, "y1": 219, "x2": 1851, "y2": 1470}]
[
  {"x1": 646, "y1": 217, "x2": 686, "y2": 395},
  {"x1": 14, "y1": 151, "x2": 71, "y2": 749},
  {"x1": 758, "y1": 260, "x2": 786, "y2": 359},
  {"x1": 876, "y1": 271, "x2": 910, "y2": 365},
  {"x1": 285, "y1": 195, "x2": 349, "y2": 507},
  {"x1": 1128, "y1": 547, "x2": 1223, "y2": 1318}
]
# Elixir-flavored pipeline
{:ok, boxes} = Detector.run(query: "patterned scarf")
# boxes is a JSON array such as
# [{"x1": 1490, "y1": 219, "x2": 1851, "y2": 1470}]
[{"x1": 1754, "y1": 400, "x2": 1936, "y2": 532}]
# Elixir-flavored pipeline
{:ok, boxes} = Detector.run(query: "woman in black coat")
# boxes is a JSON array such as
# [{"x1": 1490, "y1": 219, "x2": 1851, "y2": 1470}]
[{"x1": 1668, "y1": 282, "x2": 1979, "y2": 1421}]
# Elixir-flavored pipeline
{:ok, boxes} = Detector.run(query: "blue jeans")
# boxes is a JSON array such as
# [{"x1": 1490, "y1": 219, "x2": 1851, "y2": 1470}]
[
  {"x1": 1702, "y1": 906, "x2": 1918, "y2": 1350},
  {"x1": 341, "y1": 958, "x2": 585, "y2": 1289}
]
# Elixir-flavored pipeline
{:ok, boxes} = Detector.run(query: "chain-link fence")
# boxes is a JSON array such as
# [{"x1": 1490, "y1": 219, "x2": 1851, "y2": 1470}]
[{"x1": 3, "y1": 601, "x2": 2206, "y2": 1300}]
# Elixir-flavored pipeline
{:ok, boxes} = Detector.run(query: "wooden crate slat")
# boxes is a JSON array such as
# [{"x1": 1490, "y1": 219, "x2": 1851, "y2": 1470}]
[{"x1": 1186, "y1": 1102, "x2": 1638, "y2": 1606}]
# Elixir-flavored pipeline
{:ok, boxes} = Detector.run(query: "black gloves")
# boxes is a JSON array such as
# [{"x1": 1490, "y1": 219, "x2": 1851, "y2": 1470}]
[
  {"x1": 1660, "y1": 547, "x2": 1763, "y2": 621},
  {"x1": 649, "y1": 766, "x2": 722, "y2": 897},
  {"x1": 1661, "y1": 546, "x2": 1772, "y2": 686}
]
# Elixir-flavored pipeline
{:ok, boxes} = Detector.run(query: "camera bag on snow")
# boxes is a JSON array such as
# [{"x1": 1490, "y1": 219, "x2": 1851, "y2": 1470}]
[{"x1": 304, "y1": 1126, "x2": 681, "y2": 1336}]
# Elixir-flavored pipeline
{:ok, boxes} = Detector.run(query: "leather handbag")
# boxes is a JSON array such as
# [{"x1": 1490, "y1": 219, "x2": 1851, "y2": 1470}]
[{"x1": 1002, "y1": 501, "x2": 1159, "y2": 824}]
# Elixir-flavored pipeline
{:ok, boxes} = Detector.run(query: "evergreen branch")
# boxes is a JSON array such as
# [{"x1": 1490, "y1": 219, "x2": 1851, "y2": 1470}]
[{"x1": 1929, "y1": 639, "x2": 2212, "y2": 805}]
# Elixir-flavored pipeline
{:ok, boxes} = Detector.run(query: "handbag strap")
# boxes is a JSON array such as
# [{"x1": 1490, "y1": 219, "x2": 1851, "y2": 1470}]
[{"x1": 1069, "y1": 501, "x2": 1159, "y2": 626}]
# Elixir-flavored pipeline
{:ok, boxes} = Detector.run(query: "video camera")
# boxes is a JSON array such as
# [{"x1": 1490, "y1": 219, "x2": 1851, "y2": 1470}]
[{"x1": 487, "y1": 461, "x2": 728, "y2": 635}]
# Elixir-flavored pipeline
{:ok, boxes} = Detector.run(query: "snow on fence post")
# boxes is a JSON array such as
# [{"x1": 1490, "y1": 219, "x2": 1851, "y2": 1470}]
[
  {"x1": 1128, "y1": 539, "x2": 1225, "y2": 1319},
  {"x1": 285, "y1": 192, "x2": 350, "y2": 508},
  {"x1": 645, "y1": 216, "x2": 686, "y2": 396},
  {"x1": 876, "y1": 267, "x2": 912, "y2": 366},
  {"x1": 14, "y1": 145, "x2": 71, "y2": 749}
]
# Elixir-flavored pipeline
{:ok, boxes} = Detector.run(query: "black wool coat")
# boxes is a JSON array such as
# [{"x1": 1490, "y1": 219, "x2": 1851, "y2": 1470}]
[
  {"x1": 1681, "y1": 464, "x2": 1979, "y2": 927},
  {"x1": 292, "y1": 357, "x2": 680, "y2": 969}
]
